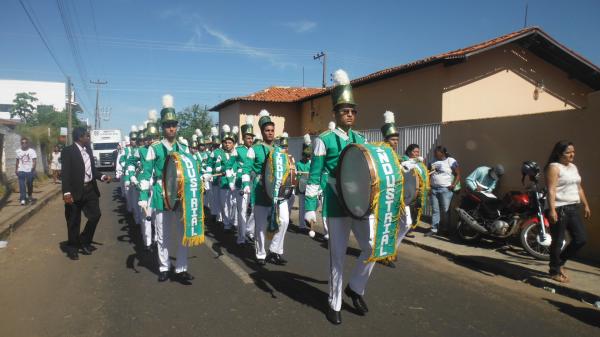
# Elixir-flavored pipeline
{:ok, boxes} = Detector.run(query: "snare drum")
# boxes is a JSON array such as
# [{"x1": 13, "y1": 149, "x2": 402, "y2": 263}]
[{"x1": 263, "y1": 150, "x2": 296, "y2": 201}]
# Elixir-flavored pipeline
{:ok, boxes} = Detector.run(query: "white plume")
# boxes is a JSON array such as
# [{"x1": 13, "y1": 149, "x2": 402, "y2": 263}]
[
  {"x1": 131, "y1": 125, "x2": 138, "y2": 132},
  {"x1": 384, "y1": 110, "x2": 395, "y2": 124},
  {"x1": 333, "y1": 69, "x2": 350, "y2": 85},
  {"x1": 125, "y1": 136, "x2": 130, "y2": 142},
  {"x1": 194, "y1": 129, "x2": 202, "y2": 137},
  {"x1": 192, "y1": 134, "x2": 198, "y2": 141},
  {"x1": 162, "y1": 94, "x2": 173, "y2": 108},
  {"x1": 138, "y1": 124, "x2": 144, "y2": 131},
  {"x1": 211, "y1": 126, "x2": 218, "y2": 136},
  {"x1": 148, "y1": 109, "x2": 158, "y2": 122},
  {"x1": 232, "y1": 126, "x2": 239, "y2": 134},
  {"x1": 303, "y1": 134, "x2": 311, "y2": 145},
  {"x1": 259, "y1": 109, "x2": 270, "y2": 117},
  {"x1": 328, "y1": 121, "x2": 335, "y2": 130},
  {"x1": 282, "y1": 132, "x2": 288, "y2": 138},
  {"x1": 245, "y1": 115, "x2": 254, "y2": 125},
  {"x1": 255, "y1": 132, "x2": 263, "y2": 140},
  {"x1": 222, "y1": 124, "x2": 230, "y2": 133},
  {"x1": 144, "y1": 120, "x2": 149, "y2": 128}
]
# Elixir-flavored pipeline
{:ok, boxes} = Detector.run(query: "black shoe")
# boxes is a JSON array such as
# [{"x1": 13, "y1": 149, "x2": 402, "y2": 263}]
[
  {"x1": 326, "y1": 307, "x2": 342, "y2": 325},
  {"x1": 67, "y1": 250, "x2": 79, "y2": 260},
  {"x1": 345, "y1": 285, "x2": 369, "y2": 315},
  {"x1": 424, "y1": 231, "x2": 435, "y2": 237},
  {"x1": 266, "y1": 252, "x2": 287, "y2": 265},
  {"x1": 379, "y1": 259, "x2": 396, "y2": 268},
  {"x1": 175, "y1": 271, "x2": 195, "y2": 281},
  {"x1": 158, "y1": 271, "x2": 169, "y2": 282},
  {"x1": 257, "y1": 258, "x2": 266, "y2": 266},
  {"x1": 246, "y1": 235, "x2": 255, "y2": 244},
  {"x1": 143, "y1": 245, "x2": 152, "y2": 253},
  {"x1": 80, "y1": 245, "x2": 93, "y2": 255},
  {"x1": 405, "y1": 233, "x2": 415, "y2": 238}
]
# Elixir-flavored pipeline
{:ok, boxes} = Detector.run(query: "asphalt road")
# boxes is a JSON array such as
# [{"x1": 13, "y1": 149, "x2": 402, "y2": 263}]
[{"x1": 0, "y1": 182, "x2": 599, "y2": 337}]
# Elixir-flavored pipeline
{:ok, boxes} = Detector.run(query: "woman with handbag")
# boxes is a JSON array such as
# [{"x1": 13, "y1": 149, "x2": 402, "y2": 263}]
[{"x1": 426, "y1": 146, "x2": 461, "y2": 237}]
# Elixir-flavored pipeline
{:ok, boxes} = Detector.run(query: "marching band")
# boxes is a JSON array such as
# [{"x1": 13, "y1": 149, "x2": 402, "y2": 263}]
[{"x1": 113, "y1": 69, "x2": 428, "y2": 325}]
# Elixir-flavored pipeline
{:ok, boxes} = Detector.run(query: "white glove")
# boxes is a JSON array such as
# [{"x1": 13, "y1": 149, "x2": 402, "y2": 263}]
[
  {"x1": 229, "y1": 183, "x2": 236, "y2": 191},
  {"x1": 243, "y1": 186, "x2": 251, "y2": 194},
  {"x1": 225, "y1": 169, "x2": 234, "y2": 178},
  {"x1": 138, "y1": 200, "x2": 148, "y2": 209},
  {"x1": 202, "y1": 173, "x2": 212, "y2": 182},
  {"x1": 124, "y1": 181, "x2": 131, "y2": 187},
  {"x1": 130, "y1": 176, "x2": 138, "y2": 185},
  {"x1": 305, "y1": 211, "x2": 317, "y2": 225}
]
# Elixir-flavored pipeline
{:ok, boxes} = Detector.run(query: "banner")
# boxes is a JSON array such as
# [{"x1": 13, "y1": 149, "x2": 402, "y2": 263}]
[
  {"x1": 412, "y1": 161, "x2": 430, "y2": 227},
  {"x1": 267, "y1": 147, "x2": 290, "y2": 234},
  {"x1": 174, "y1": 152, "x2": 205, "y2": 247},
  {"x1": 368, "y1": 143, "x2": 404, "y2": 262}
]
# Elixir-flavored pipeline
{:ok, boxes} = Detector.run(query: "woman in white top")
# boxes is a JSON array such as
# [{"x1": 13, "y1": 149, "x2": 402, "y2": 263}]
[
  {"x1": 50, "y1": 145, "x2": 62, "y2": 184},
  {"x1": 545, "y1": 140, "x2": 591, "y2": 283},
  {"x1": 427, "y1": 146, "x2": 460, "y2": 236}
]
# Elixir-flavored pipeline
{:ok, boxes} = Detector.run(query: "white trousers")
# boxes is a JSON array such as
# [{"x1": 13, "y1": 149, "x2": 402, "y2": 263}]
[
  {"x1": 254, "y1": 201, "x2": 289, "y2": 259},
  {"x1": 236, "y1": 191, "x2": 250, "y2": 244},
  {"x1": 327, "y1": 216, "x2": 375, "y2": 311},
  {"x1": 141, "y1": 207, "x2": 154, "y2": 247},
  {"x1": 246, "y1": 209, "x2": 255, "y2": 238},
  {"x1": 219, "y1": 188, "x2": 235, "y2": 228},
  {"x1": 155, "y1": 210, "x2": 188, "y2": 273}
]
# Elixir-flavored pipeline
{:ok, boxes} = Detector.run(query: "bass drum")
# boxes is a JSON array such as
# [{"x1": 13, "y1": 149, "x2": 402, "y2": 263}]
[
  {"x1": 297, "y1": 174, "x2": 308, "y2": 194},
  {"x1": 336, "y1": 144, "x2": 377, "y2": 219},
  {"x1": 263, "y1": 151, "x2": 296, "y2": 201},
  {"x1": 163, "y1": 152, "x2": 184, "y2": 211},
  {"x1": 402, "y1": 168, "x2": 419, "y2": 207}
]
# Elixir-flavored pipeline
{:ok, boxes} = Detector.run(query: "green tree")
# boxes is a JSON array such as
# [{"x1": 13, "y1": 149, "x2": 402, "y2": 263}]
[
  {"x1": 10, "y1": 92, "x2": 38, "y2": 123},
  {"x1": 176, "y1": 104, "x2": 213, "y2": 141}
]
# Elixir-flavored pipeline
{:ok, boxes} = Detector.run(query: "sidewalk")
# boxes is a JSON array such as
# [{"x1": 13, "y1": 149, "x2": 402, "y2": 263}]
[
  {"x1": 404, "y1": 224, "x2": 600, "y2": 304},
  {"x1": 0, "y1": 180, "x2": 61, "y2": 241}
]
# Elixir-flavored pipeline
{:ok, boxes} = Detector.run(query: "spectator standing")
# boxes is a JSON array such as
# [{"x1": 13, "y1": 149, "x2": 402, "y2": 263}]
[
  {"x1": 15, "y1": 137, "x2": 37, "y2": 205},
  {"x1": 50, "y1": 145, "x2": 62, "y2": 184},
  {"x1": 426, "y1": 146, "x2": 460, "y2": 236},
  {"x1": 545, "y1": 140, "x2": 591, "y2": 283}
]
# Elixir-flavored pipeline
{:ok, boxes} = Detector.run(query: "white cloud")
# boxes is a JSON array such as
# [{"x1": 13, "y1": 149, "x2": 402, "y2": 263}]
[
  {"x1": 202, "y1": 25, "x2": 296, "y2": 69},
  {"x1": 283, "y1": 21, "x2": 317, "y2": 33}
]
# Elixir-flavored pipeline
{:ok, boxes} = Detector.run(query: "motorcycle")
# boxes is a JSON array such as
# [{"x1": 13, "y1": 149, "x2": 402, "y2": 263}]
[{"x1": 454, "y1": 161, "x2": 558, "y2": 260}]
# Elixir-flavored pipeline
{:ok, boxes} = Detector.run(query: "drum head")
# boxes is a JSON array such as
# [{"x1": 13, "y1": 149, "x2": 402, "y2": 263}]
[
  {"x1": 263, "y1": 151, "x2": 292, "y2": 201},
  {"x1": 338, "y1": 144, "x2": 375, "y2": 219},
  {"x1": 403, "y1": 169, "x2": 418, "y2": 207},
  {"x1": 163, "y1": 154, "x2": 180, "y2": 210}
]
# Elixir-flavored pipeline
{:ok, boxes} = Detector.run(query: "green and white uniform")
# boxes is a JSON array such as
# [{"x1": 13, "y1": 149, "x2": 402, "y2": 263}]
[
  {"x1": 304, "y1": 126, "x2": 376, "y2": 312},
  {"x1": 235, "y1": 144, "x2": 253, "y2": 244}
]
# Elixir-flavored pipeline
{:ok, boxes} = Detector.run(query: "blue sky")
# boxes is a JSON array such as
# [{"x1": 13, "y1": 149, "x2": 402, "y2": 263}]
[{"x1": 2, "y1": 0, "x2": 600, "y2": 136}]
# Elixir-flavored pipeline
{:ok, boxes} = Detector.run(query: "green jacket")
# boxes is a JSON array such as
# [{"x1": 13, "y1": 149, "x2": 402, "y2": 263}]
[
  {"x1": 242, "y1": 143, "x2": 274, "y2": 207},
  {"x1": 139, "y1": 139, "x2": 189, "y2": 211},
  {"x1": 215, "y1": 149, "x2": 239, "y2": 189},
  {"x1": 235, "y1": 145, "x2": 251, "y2": 189},
  {"x1": 305, "y1": 127, "x2": 366, "y2": 217}
]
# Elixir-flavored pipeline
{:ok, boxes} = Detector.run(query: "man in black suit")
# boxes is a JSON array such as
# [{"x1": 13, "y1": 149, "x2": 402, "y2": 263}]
[{"x1": 62, "y1": 127, "x2": 111, "y2": 260}]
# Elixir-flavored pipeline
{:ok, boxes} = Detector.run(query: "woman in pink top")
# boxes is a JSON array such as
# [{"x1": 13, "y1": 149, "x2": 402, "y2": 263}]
[{"x1": 545, "y1": 140, "x2": 591, "y2": 283}]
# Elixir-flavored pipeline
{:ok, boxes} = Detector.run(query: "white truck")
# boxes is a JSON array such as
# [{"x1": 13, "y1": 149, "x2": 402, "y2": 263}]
[{"x1": 90, "y1": 129, "x2": 122, "y2": 170}]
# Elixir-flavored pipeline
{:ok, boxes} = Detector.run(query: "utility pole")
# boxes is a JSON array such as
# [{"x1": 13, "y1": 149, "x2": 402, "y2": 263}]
[
  {"x1": 66, "y1": 76, "x2": 73, "y2": 145},
  {"x1": 523, "y1": 3, "x2": 529, "y2": 28},
  {"x1": 313, "y1": 51, "x2": 326, "y2": 88},
  {"x1": 90, "y1": 79, "x2": 107, "y2": 129}
]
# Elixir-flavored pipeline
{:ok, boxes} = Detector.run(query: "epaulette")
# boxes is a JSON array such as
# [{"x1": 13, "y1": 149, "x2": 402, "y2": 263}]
[{"x1": 151, "y1": 140, "x2": 161, "y2": 146}]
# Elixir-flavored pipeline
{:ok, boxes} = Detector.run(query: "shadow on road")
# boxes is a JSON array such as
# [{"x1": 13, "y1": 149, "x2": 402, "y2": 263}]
[{"x1": 544, "y1": 299, "x2": 600, "y2": 328}]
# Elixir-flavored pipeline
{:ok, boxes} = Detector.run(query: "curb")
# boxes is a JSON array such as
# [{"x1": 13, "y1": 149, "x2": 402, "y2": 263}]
[
  {"x1": 0, "y1": 187, "x2": 61, "y2": 241},
  {"x1": 403, "y1": 238, "x2": 600, "y2": 304}
]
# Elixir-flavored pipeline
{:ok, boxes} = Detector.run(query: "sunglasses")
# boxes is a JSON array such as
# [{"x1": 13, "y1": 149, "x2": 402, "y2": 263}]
[{"x1": 339, "y1": 108, "x2": 357, "y2": 115}]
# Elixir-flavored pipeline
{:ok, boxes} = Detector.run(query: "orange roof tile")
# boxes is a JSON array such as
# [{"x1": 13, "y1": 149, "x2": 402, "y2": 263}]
[{"x1": 211, "y1": 86, "x2": 325, "y2": 111}]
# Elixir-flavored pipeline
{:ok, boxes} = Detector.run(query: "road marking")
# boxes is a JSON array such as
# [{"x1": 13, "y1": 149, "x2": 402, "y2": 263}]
[{"x1": 204, "y1": 236, "x2": 254, "y2": 284}]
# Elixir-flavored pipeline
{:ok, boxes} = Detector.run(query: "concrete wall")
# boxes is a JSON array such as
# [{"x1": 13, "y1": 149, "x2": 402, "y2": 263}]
[
  {"x1": 442, "y1": 43, "x2": 591, "y2": 122},
  {"x1": 441, "y1": 96, "x2": 599, "y2": 261},
  {"x1": 219, "y1": 101, "x2": 303, "y2": 137},
  {"x1": 299, "y1": 42, "x2": 592, "y2": 133}
]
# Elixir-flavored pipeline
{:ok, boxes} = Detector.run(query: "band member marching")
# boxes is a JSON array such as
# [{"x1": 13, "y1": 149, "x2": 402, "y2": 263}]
[
  {"x1": 138, "y1": 95, "x2": 194, "y2": 283},
  {"x1": 122, "y1": 126, "x2": 138, "y2": 214},
  {"x1": 215, "y1": 125, "x2": 239, "y2": 231},
  {"x1": 235, "y1": 116, "x2": 255, "y2": 245},
  {"x1": 242, "y1": 110, "x2": 290, "y2": 266},
  {"x1": 304, "y1": 69, "x2": 374, "y2": 325},
  {"x1": 208, "y1": 127, "x2": 222, "y2": 222},
  {"x1": 296, "y1": 134, "x2": 312, "y2": 232}
]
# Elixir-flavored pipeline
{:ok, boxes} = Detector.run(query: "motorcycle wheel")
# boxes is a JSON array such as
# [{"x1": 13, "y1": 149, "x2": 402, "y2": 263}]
[
  {"x1": 520, "y1": 221, "x2": 551, "y2": 260},
  {"x1": 456, "y1": 219, "x2": 481, "y2": 242}
]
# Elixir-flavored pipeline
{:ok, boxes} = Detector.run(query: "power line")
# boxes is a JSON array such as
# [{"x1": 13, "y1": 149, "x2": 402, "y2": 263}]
[{"x1": 18, "y1": 0, "x2": 68, "y2": 77}]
